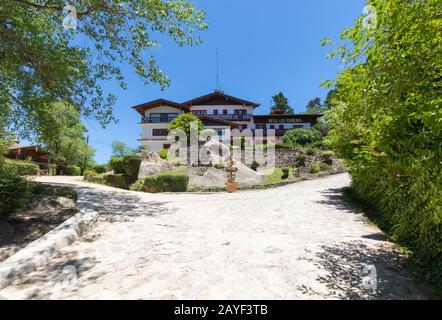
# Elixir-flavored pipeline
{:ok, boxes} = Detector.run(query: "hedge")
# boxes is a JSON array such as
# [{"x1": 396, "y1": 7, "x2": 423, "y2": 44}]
[
  {"x1": 62, "y1": 166, "x2": 81, "y2": 176},
  {"x1": 0, "y1": 166, "x2": 34, "y2": 222},
  {"x1": 6, "y1": 160, "x2": 40, "y2": 176},
  {"x1": 104, "y1": 174, "x2": 132, "y2": 190},
  {"x1": 109, "y1": 157, "x2": 125, "y2": 174},
  {"x1": 282, "y1": 128, "x2": 323, "y2": 146},
  {"x1": 122, "y1": 155, "x2": 141, "y2": 180},
  {"x1": 93, "y1": 164, "x2": 108, "y2": 174},
  {"x1": 131, "y1": 173, "x2": 189, "y2": 193}
]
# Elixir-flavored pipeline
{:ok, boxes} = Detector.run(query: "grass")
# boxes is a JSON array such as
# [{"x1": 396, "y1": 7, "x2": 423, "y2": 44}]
[{"x1": 260, "y1": 168, "x2": 297, "y2": 185}]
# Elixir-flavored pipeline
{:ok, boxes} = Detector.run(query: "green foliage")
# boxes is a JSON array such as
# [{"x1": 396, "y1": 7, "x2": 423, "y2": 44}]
[
  {"x1": 282, "y1": 128, "x2": 323, "y2": 146},
  {"x1": 109, "y1": 157, "x2": 125, "y2": 174},
  {"x1": 275, "y1": 143, "x2": 292, "y2": 150},
  {"x1": 92, "y1": 164, "x2": 108, "y2": 174},
  {"x1": 158, "y1": 148, "x2": 169, "y2": 160},
  {"x1": 122, "y1": 155, "x2": 142, "y2": 181},
  {"x1": 324, "y1": 0, "x2": 442, "y2": 287},
  {"x1": 111, "y1": 141, "x2": 130, "y2": 158},
  {"x1": 295, "y1": 155, "x2": 307, "y2": 167},
  {"x1": 168, "y1": 113, "x2": 204, "y2": 140},
  {"x1": 83, "y1": 169, "x2": 97, "y2": 177},
  {"x1": 0, "y1": 164, "x2": 34, "y2": 222},
  {"x1": 304, "y1": 147, "x2": 318, "y2": 156},
  {"x1": 281, "y1": 168, "x2": 290, "y2": 179},
  {"x1": 250, "y1": 160, "x2": 260, "y2": 171},
  {"x1": 310, "y1": 163, "x2": 321, "y2": 174},
  {"x1": 61, "y1": 166, "x2": 81, "y2": 176},
  {"x1": 321, "y1": 151, "x2": 335, "y2": 161},
  {"x1": 214, "y1": 161, "x2": 225, "y2": 170},
  {"x1": 131, "y1": 173, "x2": 190, "y2": 193},
  {"x1": 6, "y1": 159, "x2": 40, "y2": 176},
  {"x1": 0, "y1": 1, "x2": 207, "y2": 139},
  {"x1": 104, "y1": 174, "x2": 132, "y2": 190},
  {"x1": 270, "y1": 92, "x2": 294, "y2": 114}
]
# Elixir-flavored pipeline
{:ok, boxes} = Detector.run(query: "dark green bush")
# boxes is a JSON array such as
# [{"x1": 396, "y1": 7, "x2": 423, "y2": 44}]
[
  {"x1": 6, "y1": 160, "x2": 40, "y2": 176},
  {"x1": 131, "y1": 173, "x2": 189, "y2": 193},
  {"x1": 0, "y1": 166, "x2": 34, "y2": 222},
  {"x1": 93, "y1": 164, "x2": 108, "y2": 174},
  {"x1": 122, "y1": 155, "x2": 141, "y2": 180},
  {"x1": 109, "y1": 157, "x2": 125, "y2": 174},
  {"x1": 282, "y1": 128, "x2": 323, "y2": 146},
  {"x1": 295, "y1": 155, "x2": 306, "y2": 167},
  {"x1": 250, "y1": 160, "x2": 260, "y2": 171},
  {"x1": 62, "y1": 165, "x2": 81, "y2": 176},
  {"x1": 281, "y1": 168, "x2": 290, "y2": 179},
  {"x1": 104, "y1": 174, "x2": 132, "y2": 190}
]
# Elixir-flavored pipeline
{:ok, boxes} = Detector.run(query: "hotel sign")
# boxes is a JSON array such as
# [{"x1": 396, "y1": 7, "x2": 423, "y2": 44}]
[{"x1": 254, "y1": 117, "x2": 303, "y2": 124}]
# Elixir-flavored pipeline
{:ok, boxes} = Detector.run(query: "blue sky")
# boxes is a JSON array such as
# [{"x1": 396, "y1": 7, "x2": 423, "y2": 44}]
[{"x1": 86, "y1": 0, "x2": 365, "y2": 164}]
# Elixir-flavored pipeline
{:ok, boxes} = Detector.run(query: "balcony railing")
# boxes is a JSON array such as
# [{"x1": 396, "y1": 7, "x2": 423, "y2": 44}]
[
  {"x1": 141, "y1": 116, "x2": 177, "y2": 123},
  {"x1": 209, "y1": 114, "x2": 251, "y2": 121}
]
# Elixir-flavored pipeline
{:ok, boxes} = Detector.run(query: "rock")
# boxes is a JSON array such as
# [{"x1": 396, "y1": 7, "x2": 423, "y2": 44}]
[
  {"x1": 137, "y1": 151, "x2": 175, "y2": 179},
  {"x1": 32, "y1": 196, "x2": 75, "y2": 212}
]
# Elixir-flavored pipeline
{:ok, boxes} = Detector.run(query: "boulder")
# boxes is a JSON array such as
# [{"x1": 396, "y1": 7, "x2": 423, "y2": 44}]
[{"x1": 137, "y1": 151, "x2": 175, "y2": 179}]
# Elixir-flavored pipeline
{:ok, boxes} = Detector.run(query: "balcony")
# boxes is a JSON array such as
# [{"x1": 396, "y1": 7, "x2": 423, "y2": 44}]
[
  {"x1": 141, "y1": 116, "x2": 177, "y2": 123},
  {"x1": 209, "y1": 114, "x2": 252, "y2": 121}
]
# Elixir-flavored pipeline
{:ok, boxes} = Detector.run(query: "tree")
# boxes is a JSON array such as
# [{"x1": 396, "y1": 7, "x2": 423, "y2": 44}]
[
  {"x1": 38, "y1": 102, "x2": 95, "y2": 167},
  {"x1": 111, "y1": 141, "x2": 130, "y2": 158},
  {"x1": 324, "y1": 89, "x2": 337, "y2": 109},
  {"x1": 270, "y1": 93, "x2": 294, "y2": 114},
  {"x1": 305, "y1": 97, "x2": 325, "y2": 114},
  {"x1": 0, "y1": 0, "x2": 207, "y2": 141},
  {"x1": 168, "y1": 113, "x2": 203, "y2": 140},
  {"x1": 323, "y1": 0, "x2": 441, "y2": 286}
]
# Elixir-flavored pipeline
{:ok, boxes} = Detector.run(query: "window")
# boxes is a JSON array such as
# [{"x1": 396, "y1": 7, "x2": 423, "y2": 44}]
[
  {"x1": 279, "y1": 125, "x2": 284, "y2": 130},
  {"x1": 269, "y1": 125, "x2": 275, "y2": 129},
  {"x1": 213, "y1": 110, "x2": 218, "y2": 115},
  {"x1": 234, "y1": 109, "x2": 247, "y2": 115},
  {"x1": 148, "y1": 113, "x2": 178, "y2": 123},
  {"x1": 152, "y1": 129, "x2": 168, "y2": 136},
  {"x1": 223, "y1": 109, "x2": 228, "y2": 115},
  {"x1": 192, "y1": 110, "x2": 207, "y2": 116}
]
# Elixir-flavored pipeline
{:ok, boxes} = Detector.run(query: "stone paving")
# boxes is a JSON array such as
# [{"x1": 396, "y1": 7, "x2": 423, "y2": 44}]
[{"x1": 0, "y1": 174, "x2": 432, "y2": 299}]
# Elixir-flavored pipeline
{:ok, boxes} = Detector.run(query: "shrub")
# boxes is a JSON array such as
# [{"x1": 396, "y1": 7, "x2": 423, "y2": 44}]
[
  {"x1": 295, "y1": 155, "x2": 306, "y2": 167},
  {"x1": 321, "y1": 150, "x2": 335, "y2": 161},
  {"x1": 84, "y1": 173, "x2": 106, "y2": 185},
  {"x1": 214, "y1": 161, "x2": 225, "y2": 170},
  {"x1": 250, "y1": 160, "x2": 260, "y2": 171},
  {"x1": 282, "y1": 128, "x2": 323, "y2": 146},
  {"x1": 83, "y1": 169, "x2": 97, "y2": 176},
  {"x1": 109, "y1": 157, "x2": 124, "y2": 174},
  {"x1": 104, "y1": 174, "x2": 132, "y2": 190},
  {"x1": 275, "y1": 143, "x2": 292, "y2": 150},
  {"x1": 319, "y1": 162, "x2": 330, "y2": 172},
  {"x1": 0, "y1": 166, "x2": 33, "y2": 222},
  {"x1": 158, "y1": 148, "x2": 168, "y2": 160},
  {"x1": 6, "y1": 160, "x2": 40, "y2": 176},
  {"x1": 310, "y1": 162, "x2": 321, "y2": 174},
  {"x1": 132, "y1": 173, "x2": 189, "y2": 193},
  {"x1": 63, "y1": 166, "x2": 81, "y2": 176},
  {"x1": 281, "y1": 168, "x2": 290, "y2": 179},
  {"x1": 93, "y1": 164, "x2": 108, "y2": 174},
  {"x1": 305, "y1": 147, "x2": 318, "y2": 156},
  {"x1": 122, "y1": 155, "x2": 141, "y2": 180}
]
